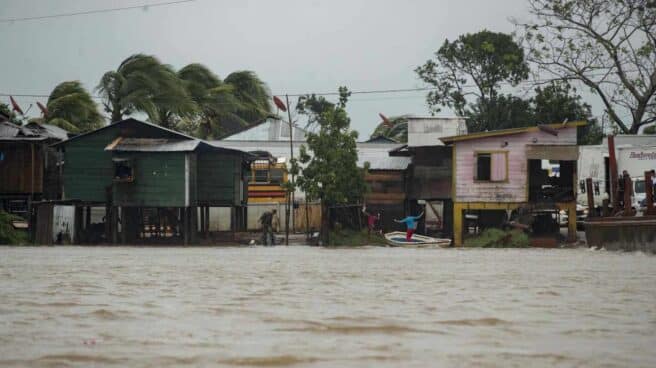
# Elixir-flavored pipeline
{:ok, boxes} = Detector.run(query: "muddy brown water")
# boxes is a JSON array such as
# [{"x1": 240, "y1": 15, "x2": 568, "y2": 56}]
[{"x1": 1, "y1": 246, "x2": 655, "y2": 367}]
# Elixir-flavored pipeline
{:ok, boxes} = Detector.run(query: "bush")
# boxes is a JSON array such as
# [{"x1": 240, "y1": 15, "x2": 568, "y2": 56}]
[
  {"x1": 464, "y1": 228, "x2": 529, "y2": 248},
  {"x1": 328, "y1": 229, "x2": 387, "y2": 246},
  {"x1": 0, "y1": 211, "x2": 29, "y2": 245}
]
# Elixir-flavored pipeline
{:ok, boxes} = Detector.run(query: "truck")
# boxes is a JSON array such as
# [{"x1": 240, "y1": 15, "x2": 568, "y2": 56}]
[{"x1": 577, "y1": 142, "x2": 656, "y2": 211}]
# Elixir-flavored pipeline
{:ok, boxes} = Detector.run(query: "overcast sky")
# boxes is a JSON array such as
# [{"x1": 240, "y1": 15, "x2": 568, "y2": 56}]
[{"x1": 1, "y1": 0, "x2": 538, "y2": 137}]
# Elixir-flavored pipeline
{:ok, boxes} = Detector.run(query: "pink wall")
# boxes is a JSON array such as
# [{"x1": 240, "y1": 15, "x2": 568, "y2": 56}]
[{"x1": 454, "y1": 127, "x2": 577, "y2": 203}]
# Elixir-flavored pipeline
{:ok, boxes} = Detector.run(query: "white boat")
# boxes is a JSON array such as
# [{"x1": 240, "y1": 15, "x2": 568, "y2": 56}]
[{"x1": 384, "y1": 231, "x2": 451, "y2": 248}]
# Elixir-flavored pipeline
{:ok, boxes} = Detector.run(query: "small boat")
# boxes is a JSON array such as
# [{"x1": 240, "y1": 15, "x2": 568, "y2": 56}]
[{"x1": 384, "y1": 231, "x2": 451, "y2": 248}]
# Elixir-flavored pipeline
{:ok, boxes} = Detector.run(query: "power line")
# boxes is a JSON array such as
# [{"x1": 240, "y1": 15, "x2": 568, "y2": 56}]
[{"x1": 0, "y1": 0, "x2": 195, "y2": 23}]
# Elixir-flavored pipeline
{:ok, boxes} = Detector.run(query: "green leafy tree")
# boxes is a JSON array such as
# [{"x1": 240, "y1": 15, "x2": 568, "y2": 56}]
[
  {"x1": 370, "y1": 115, "x2": 409, "y2": 142},
  {"x1": 294, "y1": 87, "x2": 368, "y2": 244},
  {"x1": 96, "y1": 54, "x2": 195, "y2": 124},
  {"x1": 531, "y1": 81, "x2": 602, "y2": 145},
  {"x1": 45, "y1": 81, "x2": 104, "y2": 133},
  {"x1": 416, "y1": 30, "x2": 530, "y2": 132},
  {"x1": 175, "y1": 64, "x2": 272, "y2": 139},
  {"x1": 517, "y1": 0, "x2": 656, "y2": 134},
  {"x1": 467, "y1": 94, "x2": 534, "y2": 132}
]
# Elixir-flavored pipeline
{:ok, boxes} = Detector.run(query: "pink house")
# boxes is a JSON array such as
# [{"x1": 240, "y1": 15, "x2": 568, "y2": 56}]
[{"x1": 440, "y1": 121, "x2": 585, "y2": 246}]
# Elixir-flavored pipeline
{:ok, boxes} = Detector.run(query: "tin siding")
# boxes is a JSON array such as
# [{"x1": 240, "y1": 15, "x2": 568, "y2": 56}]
[
  {"x1": 454, "y1": 127, "x2": 577, "y2": 203},
  {"x1": 63, "y1": 128, "x2": 118, "y2": 202},
  {"x1": 113, "y1": 152, "x2": 186, "y2": 207},
  {"x1": 196, "y1": 152, "x2": 238, "y2": 205}
]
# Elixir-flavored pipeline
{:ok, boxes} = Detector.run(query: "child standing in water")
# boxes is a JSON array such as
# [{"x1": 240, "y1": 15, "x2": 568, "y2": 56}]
[{"x1": 394, "y1": 212, "x2": 424, "y2": 241}]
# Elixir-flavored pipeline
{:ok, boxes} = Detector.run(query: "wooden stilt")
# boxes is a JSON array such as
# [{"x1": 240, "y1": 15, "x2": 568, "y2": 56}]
[
  {"x1": 183, "y1": 207, "x2": 189, "y2": 245},
  {"x1": 85, "y1": 206, "x2": 91, "y2": 229},
  {"x1": 74, "y1": 206, "x2": 83, "y2": 244},
  {"x1": 205, "y1": 206, "x2": 210, "y2": 238},
  {"x1": 111, "y1": 206, "x2": 118, "y2": 244}
]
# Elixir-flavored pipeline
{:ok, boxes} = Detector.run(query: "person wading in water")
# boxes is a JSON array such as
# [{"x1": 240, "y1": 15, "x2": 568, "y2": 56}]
[
  {"x1": 394, "y1": 212, "x2": 424, "y2": 241},
  {"x1": 362, "y1": 205, "x2": 381, "y2": 238},
  {"x1": 259, "y1": 209, "x2": 277, "y2": 245}
]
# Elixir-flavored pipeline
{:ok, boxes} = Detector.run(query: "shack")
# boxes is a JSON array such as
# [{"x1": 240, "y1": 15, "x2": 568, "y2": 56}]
[
  {"x1": 0, "y1": 121, "x2": 67, "y2": 217},
  {"x1": 441, "y1": 121, "x2": 585, "y2": 246},
  {"x1": 51, "y1": 118, "x2": 250, "y2": 245},
  {"x1": 389, "y1": 117, "x2": 467, "y2": 237},
  {"x1": 360, "y1": 142, "x2": 412, "y2": 231}
]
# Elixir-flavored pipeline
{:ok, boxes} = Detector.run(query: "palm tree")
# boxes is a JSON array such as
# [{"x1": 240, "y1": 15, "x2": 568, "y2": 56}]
[
  {"x1": 176, "y1": 64, "x2": 272, "y2": 138},
  {"x1": 370, "y1": 115, "x2": 409, "y2": 143},
  {"x1": 96, "y1": 54, "x2": 195, "y2": 124},
  {"x1": 46, "y1": 81, "x2": 104, "y2": 133},
  {"x1": 224, "y1": 70, "x2": 272, "y2": 124}
]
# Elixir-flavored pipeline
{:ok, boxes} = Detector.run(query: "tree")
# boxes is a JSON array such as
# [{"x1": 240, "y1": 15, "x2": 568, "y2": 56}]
[
  {"x1": 644, "y1": 125, "x2": 656, "y2": 134},
  {"x1": 370, "y1": 115, "x2": 409, "y2": 142},
  {"x1": 45, "y1": 81, "x2": 104, "y2": 133},
  {"x1": 96, "y1": 54, "x2": 195, "y2": 124},
  {"x1": 531, "y1": 81, "x2": 603, "y2": 144},
  {"x1": 467, "y1": 94, "x2": 534, "y2": 132},
  {"x1": 415, "y1": 30, "x2": 530, "y2": 132},
  {"x1": 175, "y1": 64, "x2": 273, "y2": 139},
  {"x1": 294, "y1": 87, "x2": 368, "y2": 244},
  {"x1": 224, "y1": 70, "x2": 272, "y2": 125},
  {"x1": 517, "y1": 0, "x2": 656, "y2": 134}
]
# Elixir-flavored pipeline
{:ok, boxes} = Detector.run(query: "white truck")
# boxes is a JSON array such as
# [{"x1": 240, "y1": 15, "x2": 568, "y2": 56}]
[{"x1": 578, "y1": 142, "x2": 656, "y2": 210}]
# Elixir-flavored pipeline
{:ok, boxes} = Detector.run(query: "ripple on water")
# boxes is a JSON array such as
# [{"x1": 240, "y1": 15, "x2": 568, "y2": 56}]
[{"x1": 218, "y1": 355, "x2": 321, "y2": 366}]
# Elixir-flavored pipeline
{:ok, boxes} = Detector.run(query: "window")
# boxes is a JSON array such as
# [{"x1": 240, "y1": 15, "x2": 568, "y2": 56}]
[
  {"x1": 579, "y1": 180, "x2": 586, "y2": 193},
  {"x1": 254, "y1": 169, "x2": 268, "y2": 183},
  {"x1": 113, "y1": 159, "x2": 134, "y2": 183},
  {"x1": 270, "y1": 168, "x2": 284, "y2": 184},
  {"x1": 475, "y1": 152, "x2": 507, "y2": 182},
  {"x1": 594, "y1": 182, "x2": 600, "y2": 195},
  {"x1": 476, "y1": 153, "x2": 491, "y2": 181}
]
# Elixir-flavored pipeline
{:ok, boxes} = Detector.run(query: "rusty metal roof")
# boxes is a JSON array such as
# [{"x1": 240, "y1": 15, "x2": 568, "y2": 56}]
[
  {"x1": 105, "y1": 138, "x2": 202, "y2": 152},
  {"x1": 0, "y1": 121, "x2": 50, "y2": 141}
]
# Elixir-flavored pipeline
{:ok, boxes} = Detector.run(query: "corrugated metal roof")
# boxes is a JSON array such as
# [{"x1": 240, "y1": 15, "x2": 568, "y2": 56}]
[
  {"x1": 210, "y1": 140, "x2": 410, "y2": 170},
  {"x1": 35, "y1": 123, "x2": 69, "y2": 140},
  {"x1": 54, "y1": 118, "x2": 197, "y2": 147},
  {"x1": 105, "y1": 138, "x2": 201, "y2": 152},
  {"x1": 0, "y1": 121, "x2": 51, "y2": 141}
]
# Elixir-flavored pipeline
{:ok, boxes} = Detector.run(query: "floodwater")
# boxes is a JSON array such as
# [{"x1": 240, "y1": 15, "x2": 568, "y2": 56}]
[{"x1": 1, "y1": 247, "x2": 655, "y2": 368}]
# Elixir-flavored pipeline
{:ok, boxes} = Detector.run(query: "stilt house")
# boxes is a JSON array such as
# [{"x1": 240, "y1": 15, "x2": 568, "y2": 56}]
[
  {"x1": 51, "y1": 118, "x2": 251, "y2": 244},
  {"x1": 441, "y1": 121, "x2": 585, "y2": 246}
]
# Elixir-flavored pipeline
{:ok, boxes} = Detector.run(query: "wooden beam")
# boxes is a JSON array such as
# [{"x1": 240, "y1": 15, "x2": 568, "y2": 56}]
[{"x1": 586, "y1": 178, "x2": 595, "y2": 218}]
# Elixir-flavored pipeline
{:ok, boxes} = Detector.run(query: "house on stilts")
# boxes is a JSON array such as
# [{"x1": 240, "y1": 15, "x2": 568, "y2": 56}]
[
  {"x1": 440, "y1": 121, "x2": 585, "y2": 246},
  {"x1": 44, "y1": 118, "x2": 251, "y2": 245}
]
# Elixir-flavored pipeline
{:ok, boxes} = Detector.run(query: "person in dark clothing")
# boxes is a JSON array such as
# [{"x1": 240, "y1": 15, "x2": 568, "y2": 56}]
[{"x1": 259, "y1": 209, "x2": 277, "y2": 245}]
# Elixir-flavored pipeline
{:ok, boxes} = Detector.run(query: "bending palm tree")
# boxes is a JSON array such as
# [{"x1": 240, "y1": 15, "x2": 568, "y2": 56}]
[
  {"x1": 96, "y1": 54, "x2": 195, "y2": 124},
  {"x1": 46, "y1": 81, "x2": 104, "y2": 133},
  {"x1": 176, "y1": 64, "x2": 273, "y2": 138}
]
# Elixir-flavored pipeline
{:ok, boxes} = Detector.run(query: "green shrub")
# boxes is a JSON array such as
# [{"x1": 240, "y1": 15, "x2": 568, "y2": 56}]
[
  {"x1": 0, "y1": 211, "x2": 29, "y2": 245},
  {"x1": 328, "y1": 229, "x2": 387, "y2": 246},
  {"x1": 464, "y1": 228, "x2": 529, "y2": 248}
]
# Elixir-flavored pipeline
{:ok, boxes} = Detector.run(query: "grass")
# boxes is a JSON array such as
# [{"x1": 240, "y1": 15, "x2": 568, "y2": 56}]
[
  {"x1": 0, "y1": 210, "x2": 29, "y2": 245},
  {"x1": 328, "y1": 229, "x2": 388, "y2": 246},
  {"x1": 464, "y1": 228, "x2": 529, "y2": 248}
]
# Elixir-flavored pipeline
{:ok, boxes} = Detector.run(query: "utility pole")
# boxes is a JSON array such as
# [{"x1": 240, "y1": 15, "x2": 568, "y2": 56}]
[{"x1": 285, "y1": 95, "x2": 295, "y2": 245}]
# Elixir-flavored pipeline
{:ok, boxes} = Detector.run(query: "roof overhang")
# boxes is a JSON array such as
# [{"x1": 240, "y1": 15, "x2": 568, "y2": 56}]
[
  {"x1": 440, "y1": 121, "x2": 587, "y2": 144},
  {"x1": 526, "y1": 144, "x2": 579, "y2": 161}
]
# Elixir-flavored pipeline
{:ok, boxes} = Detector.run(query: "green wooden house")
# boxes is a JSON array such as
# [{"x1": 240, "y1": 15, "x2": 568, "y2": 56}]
[{"x1": 53, "y1": 118, "x2": 251, "y2": 244}]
